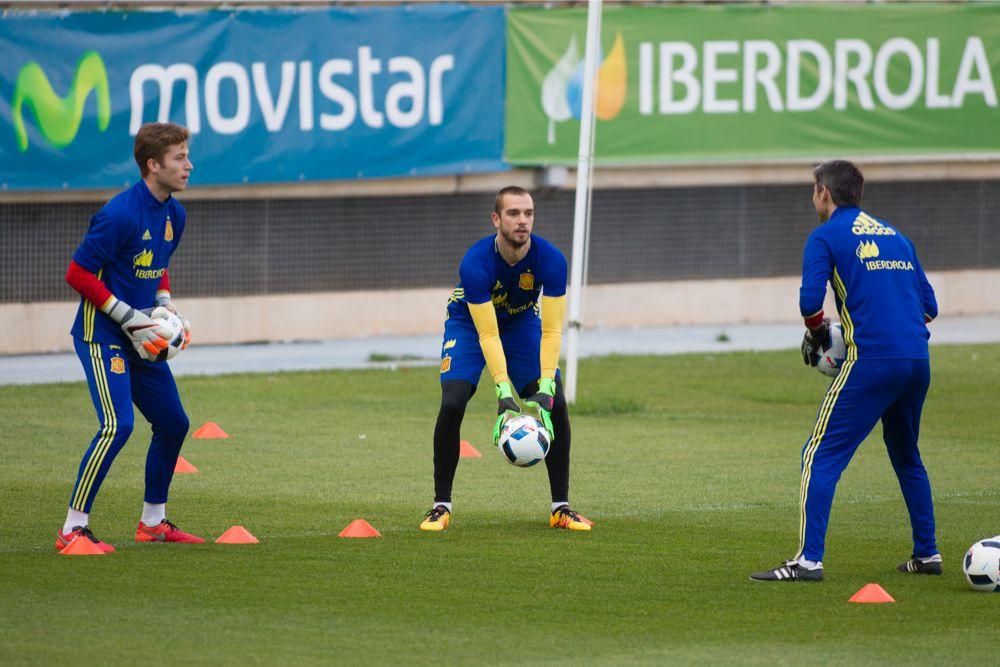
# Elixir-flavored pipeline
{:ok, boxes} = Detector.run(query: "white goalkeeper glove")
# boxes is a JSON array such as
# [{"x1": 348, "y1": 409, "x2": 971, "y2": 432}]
[
  {"x1": 105, "y1": 298, "x2": 172, "y2": 361},
  {"x1": 155, "y1": 291, "x2": 192, "y2": 349}
]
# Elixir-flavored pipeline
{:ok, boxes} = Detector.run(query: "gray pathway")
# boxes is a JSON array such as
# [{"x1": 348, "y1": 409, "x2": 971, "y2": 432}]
[{"x1": 2, "y1": 315, "x2": 998, "y2": 386}]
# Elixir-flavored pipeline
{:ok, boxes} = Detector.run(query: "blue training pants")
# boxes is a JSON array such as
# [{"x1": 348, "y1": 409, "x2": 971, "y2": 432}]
[
  {"x1": 69, "y1": 338, "x2": 190, "y2": 512},
  {"x1": 797, "y1": 358, "x2": 937, "y2": 562}
]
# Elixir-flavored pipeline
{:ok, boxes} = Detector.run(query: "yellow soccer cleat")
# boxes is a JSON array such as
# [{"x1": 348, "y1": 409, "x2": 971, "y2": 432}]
[
  {"x1": 419, "y1": 505, "x2": 451, "y2": 532},
  {"x1": 550, "y1": 506, "x2": 594, "y2": 531}
]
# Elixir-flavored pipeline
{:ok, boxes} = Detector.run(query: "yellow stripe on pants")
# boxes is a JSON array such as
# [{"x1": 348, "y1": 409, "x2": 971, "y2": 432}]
[{"x1": 71, "y1": 343, "x2": 118, "y2": 510}]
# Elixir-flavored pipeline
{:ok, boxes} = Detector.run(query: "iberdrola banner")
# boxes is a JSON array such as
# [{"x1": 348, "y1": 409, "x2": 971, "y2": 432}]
[{"x1": 506, "y1": 3, "x2": 1000, "y2": 164}]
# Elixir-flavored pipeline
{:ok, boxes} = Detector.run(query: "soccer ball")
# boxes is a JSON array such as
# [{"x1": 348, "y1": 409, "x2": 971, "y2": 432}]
[
  {"x1": 497, "y1": 414, "x2": 550, "y2": 467},
  {"x1": 817, "y1": 323, "x2": 847, "y2": 378},
  {"x1": 150, "y1": 308, "x2": 185, "y2": 362},
  {"x1": 962, "y1": 537, "x2": 1000, "y2": 592}
]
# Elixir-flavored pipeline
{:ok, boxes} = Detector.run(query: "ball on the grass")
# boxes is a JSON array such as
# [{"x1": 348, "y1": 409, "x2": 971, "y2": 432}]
[{"x1": 963, "y1": 537, "x2": 1000, "y2": 592}]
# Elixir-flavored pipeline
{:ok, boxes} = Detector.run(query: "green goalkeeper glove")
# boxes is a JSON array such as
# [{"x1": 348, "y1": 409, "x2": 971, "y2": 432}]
[
  {"x1": 493, "y1": 381, "x2": 521, "y2": 446},
  {"x1": 525, "y1": 377, "x2": 556, "y2": 439}
]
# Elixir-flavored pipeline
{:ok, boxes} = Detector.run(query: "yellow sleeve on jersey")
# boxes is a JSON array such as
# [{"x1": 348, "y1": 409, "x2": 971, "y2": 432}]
[
  {"x1": 539, "y1": 295, "x2": 566, "y2": 380},
  {"x1": 467, "y1": 301, "x2": 510, "y2": 384}
]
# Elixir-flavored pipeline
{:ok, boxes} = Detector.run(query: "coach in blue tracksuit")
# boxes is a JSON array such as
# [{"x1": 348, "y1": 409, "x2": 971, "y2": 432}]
[{"x1": 752, "y1": 160, "x2": 941, "y2": 582}]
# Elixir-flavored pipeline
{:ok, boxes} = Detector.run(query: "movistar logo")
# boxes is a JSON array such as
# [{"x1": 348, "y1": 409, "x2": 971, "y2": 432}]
[
  {"x1": 11, "y1": 51, "x2": 110, "y2": 153},
  {"x1": 541, "y1": 33, "x2": 627, "y2": 144}
]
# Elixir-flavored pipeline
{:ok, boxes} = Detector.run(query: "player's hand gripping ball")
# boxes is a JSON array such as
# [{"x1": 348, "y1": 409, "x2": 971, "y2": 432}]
[
  {"x1": 815, "y1": 323, "x2": 847, "y2": 378},
  {"x1": 801, "y1": 317, "x2": 830, "y2": 366},
  {"x1": 497, "y1": 414, "x2": 550, "y2": 468},
  {"x1": 148, "y1": 306, "x2": 186, "y2": 362}
]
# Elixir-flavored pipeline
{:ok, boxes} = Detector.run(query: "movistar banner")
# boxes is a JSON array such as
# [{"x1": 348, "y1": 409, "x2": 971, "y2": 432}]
[
  {"x1": 507, "y1": 4, "x2": 1000, "y2": 164},
  {"x1": 0, "y1": 5, "x2": 505, "y2": 190}
]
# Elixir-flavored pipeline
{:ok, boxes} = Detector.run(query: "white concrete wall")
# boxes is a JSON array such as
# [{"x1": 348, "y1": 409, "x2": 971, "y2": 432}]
[{"x1": 2, "y1": 269, "x2": 997, "y2": 355}]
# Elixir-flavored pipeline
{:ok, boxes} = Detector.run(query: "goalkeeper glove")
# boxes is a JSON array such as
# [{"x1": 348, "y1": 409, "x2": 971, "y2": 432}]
[
  {"x1": 493, "y1": 381, "x2": 521, "y2": 446},
  {"x1": 155, "y1": 293, "x2": 192, "y2": 349},
  {"x1": 525, "y1": 376, "x2": 556, "y2": 439},
  {"x1": 106, "y1": 299, "x2": 171, "y2": 361},
  {"x1": 800, "y1": 317, "x2": 831, "y2": 367}
]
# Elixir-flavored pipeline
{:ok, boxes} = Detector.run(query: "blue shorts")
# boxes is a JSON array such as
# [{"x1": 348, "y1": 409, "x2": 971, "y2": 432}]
[{"x1": 439, "y1": 315, "x2": 554, "y2": 395}]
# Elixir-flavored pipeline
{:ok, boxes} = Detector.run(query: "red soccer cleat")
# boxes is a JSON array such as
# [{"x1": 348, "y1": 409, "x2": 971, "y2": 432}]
[
  {"x1": 135, "y1": 519, "x2": 205, "y2": 544},
  {"x1": 55, "y1": 526, "x2": 116, "y2": 553}
]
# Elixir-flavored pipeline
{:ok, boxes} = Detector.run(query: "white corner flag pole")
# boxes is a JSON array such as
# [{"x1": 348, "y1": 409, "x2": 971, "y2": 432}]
[{"x1": 564, "y1": 0, "x2": 602, "y2": 405}]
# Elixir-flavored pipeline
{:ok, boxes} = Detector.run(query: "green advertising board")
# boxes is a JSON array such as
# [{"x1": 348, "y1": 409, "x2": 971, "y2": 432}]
[{"x1": 506, "y1": 4, "x2": 1000, "y2": 164}]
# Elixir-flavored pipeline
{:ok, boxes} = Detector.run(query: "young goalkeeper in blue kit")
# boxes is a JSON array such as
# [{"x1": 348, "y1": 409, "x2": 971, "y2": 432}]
[{"x1": 58, "y1": 123, "x2": 203, "y2": 552}]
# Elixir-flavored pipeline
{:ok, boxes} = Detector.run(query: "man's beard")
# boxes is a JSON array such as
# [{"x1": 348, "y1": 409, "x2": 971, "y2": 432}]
[{"x1": 500, "y1": 227, "x2": 529, "y2": 247}]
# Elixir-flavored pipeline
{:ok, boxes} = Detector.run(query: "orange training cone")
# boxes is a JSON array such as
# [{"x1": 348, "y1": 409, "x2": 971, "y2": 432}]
[
  {"x1": 849, "y1": 583, "x2": 895, "y2": 604},
  {"x1": 174, "y1": 456, "x2": 198, "y2": 473},
  {"x1": 60, "y1": 536, "x2": 107, "y2": 556},
  {"x1": 339, "y1": 519, "x2": 381, "y2": 538},
  {"x1": 459, "y1": 440, "x2": 482, "y2": 458},
  {"x1": 215, "y1": 526, "x2": 259, "y2": 544},
  {"x1": 193, "y1": 422, "x2": 229, "y2": 439}
]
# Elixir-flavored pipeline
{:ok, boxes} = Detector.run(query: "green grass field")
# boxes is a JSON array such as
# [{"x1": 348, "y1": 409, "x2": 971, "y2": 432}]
[{"x1": 1, "y1": 345, "x2": 997, "y2": 665}]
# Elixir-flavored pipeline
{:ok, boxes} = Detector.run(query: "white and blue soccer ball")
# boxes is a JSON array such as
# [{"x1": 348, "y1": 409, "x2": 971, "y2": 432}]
[
  {"x1": 817, "y1": 323, "x2": 847, "y2": 378},
  {"x1": 150, "y1": 308, "x2": 185, "y2": 362},
  {"x1": 963, "y1": 537, "x2": 1000, "y2": 592},
  {"x1": 498, "y1": 414, "x2": 550, "y2": 467}
]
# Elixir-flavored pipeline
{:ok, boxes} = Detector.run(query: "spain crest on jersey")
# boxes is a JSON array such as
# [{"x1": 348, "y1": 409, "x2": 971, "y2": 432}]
[
  {"x1": 165, "y1": 218, "x2": 174, "y2": 242},
  {"x1": 110, "y1": 356, "x2": 126, "y2": 374},
  {"x1": 518, "y1": 272, "x2": 534, "y2": 291}
]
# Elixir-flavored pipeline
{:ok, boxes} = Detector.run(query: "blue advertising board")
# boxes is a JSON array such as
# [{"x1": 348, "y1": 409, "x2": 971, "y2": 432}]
[{"x1": 0, "y1": 5, "x2": 506, "y2": 190}]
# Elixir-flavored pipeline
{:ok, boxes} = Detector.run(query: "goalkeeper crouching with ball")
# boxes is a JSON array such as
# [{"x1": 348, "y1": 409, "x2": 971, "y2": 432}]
[
  {"x1": 420, "y1": 186, "x2": 593, "y2": 532},
  {"x1": 56, "y1": 122, "x2": 203, "y2": 552}
]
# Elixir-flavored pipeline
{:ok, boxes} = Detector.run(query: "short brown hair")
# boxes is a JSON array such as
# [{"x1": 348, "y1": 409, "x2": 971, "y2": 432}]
[
  {"x1": 134, "y1": 122, "x2": 190, "y2": 176},
  {"x1": 813, "y1": 160, "x2": 864, "y2": 208},
  {"x1": 494, "y1": 186, "x2": 531, "y2": 216}
]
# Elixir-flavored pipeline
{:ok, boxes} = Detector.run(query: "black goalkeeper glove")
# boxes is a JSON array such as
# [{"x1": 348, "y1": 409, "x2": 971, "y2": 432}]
[
  {"x1": 800, "y1": 317, "x2": 831, "y2": 367},
  {"x1": 524, "y1": 377, "x2": 556, "y2": 439},
  {"x1": 493, "y1": 381, "x2": 521, "y2": 446}
]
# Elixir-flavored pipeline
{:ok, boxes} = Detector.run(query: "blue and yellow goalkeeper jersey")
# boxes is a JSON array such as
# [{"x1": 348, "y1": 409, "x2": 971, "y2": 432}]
[
  {"x1": 70, "y1": 180, "x2": 186, "y2": 344},
  {"x1": 800, "y1": 206, "x2": 937, "y2": 359},
  {"x1": 447, "y1": 234, "x2": 567, "y2": 328}
]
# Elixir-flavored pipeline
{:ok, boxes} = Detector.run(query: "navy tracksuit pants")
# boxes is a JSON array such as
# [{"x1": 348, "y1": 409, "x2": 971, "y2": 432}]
[
  {"x1": 69, "y1": 338, "x2": 189, "y2": 513},
  {"x1": 797, "y1": 358, "x2": 937, "y2": 562}
]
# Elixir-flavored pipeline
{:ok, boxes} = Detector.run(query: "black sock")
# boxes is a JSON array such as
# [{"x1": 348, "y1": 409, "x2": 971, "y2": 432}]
[
  {"x1": 522, "y1": 376, "x2": 572, "y2": 505},
  {"x1": 433, "y1": 380, "x2": 475, "y2": 503}
]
